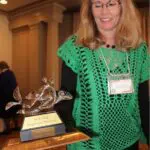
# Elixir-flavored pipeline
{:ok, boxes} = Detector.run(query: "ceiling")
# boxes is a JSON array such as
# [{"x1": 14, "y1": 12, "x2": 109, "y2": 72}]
[
  {"x1": 0, "y1": 0, "x2": 148, "y2": 12},
  {"x1": 0, "y1": 0, "x2": 81, "y2": 12}
]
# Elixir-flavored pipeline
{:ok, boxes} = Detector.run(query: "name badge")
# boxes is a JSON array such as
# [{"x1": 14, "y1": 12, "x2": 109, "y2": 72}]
[{"x1": 108, "y1": 75, "x2": 134, "y2": 95}]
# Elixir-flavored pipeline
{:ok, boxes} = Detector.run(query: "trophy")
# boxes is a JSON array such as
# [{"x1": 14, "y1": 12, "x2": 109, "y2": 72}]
[{"x1": 5, "y1": 77, "x2": 73, "y2": 142}]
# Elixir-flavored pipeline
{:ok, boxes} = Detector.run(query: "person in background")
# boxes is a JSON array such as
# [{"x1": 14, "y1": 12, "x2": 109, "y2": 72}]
[
  {"x1": 0, "y1": 61, "x2": 21, "y2": 131},
  {"x1": 56, "y1": 0, "x2": 149, "y2": 149}
]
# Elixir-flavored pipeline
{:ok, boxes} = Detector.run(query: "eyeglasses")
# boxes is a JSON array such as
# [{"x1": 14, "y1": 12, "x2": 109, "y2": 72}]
[{"x1": 92, "y1": 0, "x2": 121, "y2": 11}]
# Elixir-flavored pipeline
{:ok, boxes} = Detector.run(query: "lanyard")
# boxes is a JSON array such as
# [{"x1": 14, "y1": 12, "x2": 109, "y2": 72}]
[{"x1": 99, "y1": 48, "x2": 131, "y2": 77}]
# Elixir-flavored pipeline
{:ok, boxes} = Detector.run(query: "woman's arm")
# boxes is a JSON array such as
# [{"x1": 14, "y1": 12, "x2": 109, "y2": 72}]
[
  {"x1": 138, "y1": 80, "x2": 149, "y2": 144},
  {"x1": 54, "y1": 62, "x2": 77, "y2": 129}
]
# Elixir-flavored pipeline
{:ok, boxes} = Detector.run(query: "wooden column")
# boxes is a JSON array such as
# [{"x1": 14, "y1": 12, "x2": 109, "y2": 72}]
[
  {"x1": 28, "y1": 23, "x2": 43, "y2": 91},
  {"x1": 46, "y1": 3, "x2": 66, "y2": 90}
]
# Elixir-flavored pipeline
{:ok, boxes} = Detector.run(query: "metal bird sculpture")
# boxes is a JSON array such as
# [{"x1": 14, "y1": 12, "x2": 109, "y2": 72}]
[{"x1": 5, "y1": 78, "x2": 73, "y2": 116}]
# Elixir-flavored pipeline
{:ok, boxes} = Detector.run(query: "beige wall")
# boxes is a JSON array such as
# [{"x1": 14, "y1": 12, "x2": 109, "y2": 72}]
[
  {"x1": 59, "y1": 13, "x2": 73, "y2": 45},
  {"x1": 0, "y1": 13, "x2": 12, "y2": 67}
]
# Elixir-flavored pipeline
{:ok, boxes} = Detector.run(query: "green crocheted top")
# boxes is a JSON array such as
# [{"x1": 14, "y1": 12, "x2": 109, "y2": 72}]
[{"x1": 57, "y1": 35, "x2": 150, "y2": 150}]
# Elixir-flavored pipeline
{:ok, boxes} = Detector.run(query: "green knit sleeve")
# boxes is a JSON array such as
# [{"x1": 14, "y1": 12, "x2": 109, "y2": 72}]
[
  {"x1": 57, "y1": 35, "x2": 79, "y2": 74},
  {"x1": 139, "y1": 42, "x2": 150, "y2": 83}
]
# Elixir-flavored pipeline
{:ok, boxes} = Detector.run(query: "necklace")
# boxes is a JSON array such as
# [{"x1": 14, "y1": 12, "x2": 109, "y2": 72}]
[
  {"x1": 105, "y1": 44, "x2": 116, "y2": 49},
  {"x1": 102, "y1": 41, "x2": 116, "y2": 49}
]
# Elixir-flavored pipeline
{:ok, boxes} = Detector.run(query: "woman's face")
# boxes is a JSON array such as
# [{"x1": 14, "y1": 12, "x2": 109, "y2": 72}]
[{"x1": 91, "y1": 0, "x2": 122, "y2": 33}]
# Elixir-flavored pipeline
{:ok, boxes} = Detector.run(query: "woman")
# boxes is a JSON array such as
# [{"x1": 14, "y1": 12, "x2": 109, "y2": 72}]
[
  {"x1": 0, "y1": 61, "x2": 21, "y2": 119},
  {"x1": 57, "y1": 0, "x2": 149, "y2": 149}
]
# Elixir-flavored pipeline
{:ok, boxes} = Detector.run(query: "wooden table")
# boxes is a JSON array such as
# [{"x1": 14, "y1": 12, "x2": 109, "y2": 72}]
[
  {"x1": 0, "y1": 131, "x2": 149, "y2": 150},
  {"x1": 0, "y1": 129, "x2": 90, "y2": 150}
]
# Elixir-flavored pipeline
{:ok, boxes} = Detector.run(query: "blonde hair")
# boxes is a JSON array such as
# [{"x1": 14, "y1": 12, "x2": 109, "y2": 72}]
[{"x1": 75, "y1": 0, "x2": 143, "y2": 50}]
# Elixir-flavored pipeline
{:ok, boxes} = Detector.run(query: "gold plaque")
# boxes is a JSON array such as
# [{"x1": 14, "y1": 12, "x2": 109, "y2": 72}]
[{"x1": 22, "y1": 112, "x2": 62, "y2": 130}]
